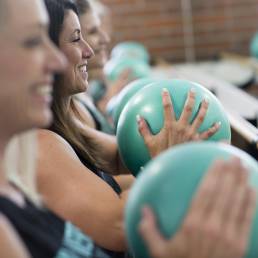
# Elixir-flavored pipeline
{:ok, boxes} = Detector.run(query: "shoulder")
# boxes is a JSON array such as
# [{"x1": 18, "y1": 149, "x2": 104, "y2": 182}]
[{"x1": 37, "y1": 129, "x2": 77, "y2": 159}]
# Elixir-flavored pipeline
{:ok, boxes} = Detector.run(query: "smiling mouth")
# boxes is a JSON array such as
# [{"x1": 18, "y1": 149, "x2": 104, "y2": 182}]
[
  {"x1": 35, "y1": 85, "x2": 52, "y2": 96},
  {"x1": 78, "y1": 64, "x2": 88, "y2": 82},
  {"x1": 79, "y1": 63, "x2": 87, "y2": 73}
]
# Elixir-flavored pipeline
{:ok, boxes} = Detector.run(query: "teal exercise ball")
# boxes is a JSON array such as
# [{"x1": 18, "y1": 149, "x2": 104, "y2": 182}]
[
  {"x1": 117, "y1": 79, "x2": 231, "y2": 176},
  {"x1": 111, "y1": 41, "x2": 150, "y2": 64},
  {"x1": 113, "y1": 78, "x2": 160, "y2": 126},
  {"x1": 125, "y1": 142, "x2": 258, "y2": 258},
  {"x1": 104, "y1": 57, "x2": 151, "y2": 82},
  {"x1": 250, "y1": 32, "x2": 258, "y2": 59}
]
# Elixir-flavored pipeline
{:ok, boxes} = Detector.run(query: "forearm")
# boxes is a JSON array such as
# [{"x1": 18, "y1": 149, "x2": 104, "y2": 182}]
[
  {"x1": 60, "y1": 189, "x2": 130, "y2": 251},
  {"x1": 115, "y1": 175, "x2": 135, "y2": 191}
]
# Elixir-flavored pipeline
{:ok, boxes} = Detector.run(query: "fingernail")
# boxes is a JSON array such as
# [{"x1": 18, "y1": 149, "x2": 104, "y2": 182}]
[
  {"x1": 162, "y1": 88, "x2": 169, "y2": 94},
  {"x1": 136, "y1": 114, "x2": 141, "y2": 123},
  {"x1": 190, "y1": 88, "x2": 196, "y2": 93},
  {"x1": 216, "y1": 121, "x2": 221, "y2": 127},
  {"x1": 203, "y1": 97, "x2": 209, "y2": 104}
]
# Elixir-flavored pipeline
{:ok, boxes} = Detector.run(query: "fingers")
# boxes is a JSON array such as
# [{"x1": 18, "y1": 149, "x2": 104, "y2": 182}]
[
  {"x1": 187, "y1": 160, "x2": 224, "y2": 216},
  {"x1": 137, "y1": 115, "x2": 153, "y2": 149},
  {"x1": 162, "y1": 88, "x2": 176, "y2": 129},
  {"x1": 208, "y1": 158, "x2": 242, "y2": 220},
  {"x1": 225, "y1": 162, "x2": 249, "y2": 230},
  {"x1": 139, "y1": 206, "x2": 167, "y2": 258},
  {"x1": 191, "y1": 98, "x2": 209, "y2": 131},
  {"x1": 179, "y1": 89, "x2": 195, "y2": 125},
  {"x1": 197, "y1": 122, "x2": 221, "y2": 140},
  {"x1": 239, "y1": 188, "x2": 256, "y2": 239},
  {"x1": 118, "y1": 68, "x2": 133, "y2": 82},
  {"x1": 181, "y1": 160, "x2": 225, "y2": 256},
  {"x1": 213, "y1": 159, "x2": 255, "y2": 258}
]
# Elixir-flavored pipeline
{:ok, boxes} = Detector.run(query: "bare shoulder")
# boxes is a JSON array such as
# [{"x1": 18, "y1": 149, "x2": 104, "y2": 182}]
[
  {"x1": 0, "y1": 214, "x2": 15, "y2": 236},
  {"x1": 0, "y1": 214, "x2": 10, "y2": 228},
  {"x1": 37, "y1": 129, "x2": 76, "y2": 158}
]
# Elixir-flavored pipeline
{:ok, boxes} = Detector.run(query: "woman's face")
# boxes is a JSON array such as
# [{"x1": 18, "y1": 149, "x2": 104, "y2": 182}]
[
  {"x1": 0, "y1": 0, "x2": 65, "y2": 136},
  {"x1": 59, "y1": 10, "x2": 94, "y2": 95},
  {"x1": 80, "y1": 9, "x2": 110, "y2": 75}
]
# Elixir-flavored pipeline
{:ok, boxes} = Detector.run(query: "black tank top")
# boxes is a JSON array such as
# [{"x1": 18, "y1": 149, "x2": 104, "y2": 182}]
[
  {"x1": 73, "y1": 146, "x2": 122, "y2": 195},
  {"x1": 0, "y1": 196, "x2": 117, "y2": 258},
  {"x1": 46, "y1": 130, "x2": 126, "y2": 257},
  {"x1": 83, "y1": 100, "x2": 115, "y2": 135}
]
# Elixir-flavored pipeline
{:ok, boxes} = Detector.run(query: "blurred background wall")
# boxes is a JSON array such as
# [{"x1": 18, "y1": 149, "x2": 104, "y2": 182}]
[{"x1": 102, "y1": 0, "x2": 258, "y2": 62}]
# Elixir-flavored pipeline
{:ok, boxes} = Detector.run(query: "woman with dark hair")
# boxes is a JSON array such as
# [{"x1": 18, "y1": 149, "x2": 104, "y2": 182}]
[
  {"x1": 35, "y1": 0, "x2": 236, "y2": 254},
  {"x1": 0, "y1": 0, "x2": 253, "y2": 258},
  {"x1": 0, "y1": 0, "x2": 126, "y2": 257}
]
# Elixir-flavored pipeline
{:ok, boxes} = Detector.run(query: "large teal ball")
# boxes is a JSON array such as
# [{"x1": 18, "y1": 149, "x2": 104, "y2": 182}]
[
  {"x1": 104, "y1": 57, "x2": 151, "y2": 82},
  {"x1": 250, "y1": 32, "x2": 258, "y2": 59},
  {"x1": 125, "y1": 142, "x2": 258, "y2": 258},
  {"x1": 117, "y1": 79, "x2": 231, "y2": 176},
  {"x1": 113, "y1": 78, "x2": 160, "y2": 126},
  {"x1": 111, "y1": 41, "x2": 150, "y2": 64}
]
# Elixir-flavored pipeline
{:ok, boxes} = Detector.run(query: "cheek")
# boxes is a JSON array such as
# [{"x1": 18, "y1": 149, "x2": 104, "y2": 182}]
[
  {"x1": 62, "y1": 47, "x2": 82, "y2": 89},
  {"x1": 0, "y1": 50, "x2": 40, "y2": 95},
  {"x1": 63, "y1": 46, "x2": 81, "y2": 68},
  {"x1": 87, "y1": 36, "x2": 98, "y2": 50}
]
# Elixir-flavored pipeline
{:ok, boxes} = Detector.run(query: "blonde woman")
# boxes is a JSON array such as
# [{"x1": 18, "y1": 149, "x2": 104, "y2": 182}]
[{"x1": 0, "y1": 0, "x2": 125, "y2": 257}]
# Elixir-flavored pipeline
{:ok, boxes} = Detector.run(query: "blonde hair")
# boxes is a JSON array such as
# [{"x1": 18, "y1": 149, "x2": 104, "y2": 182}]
[
  {"x1": 88, "y1": 0, "x2": 110, "y2": 18},
  {"x1": 4, "y1": 130, "x2": 41, "y2": 205}
]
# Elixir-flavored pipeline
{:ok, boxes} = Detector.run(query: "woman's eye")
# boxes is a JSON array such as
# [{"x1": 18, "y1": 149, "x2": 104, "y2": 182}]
[
  {"x1": 23, "y1": 37, "x2": 43, "y2": 48},
  {"x1": 89, "y1": 28, "x2": 98, "y2": 35},
  {"x1": 72, "y1": 37, "x2": 81, "y2": 43}
]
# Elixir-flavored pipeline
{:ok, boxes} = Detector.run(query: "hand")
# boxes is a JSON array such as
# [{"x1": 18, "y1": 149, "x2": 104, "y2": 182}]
[
  {"x1": 98, "y1": 69, "x2": 134, "y2": 114},
  {"x1": 139, "y1": 158, "x2": 256, "y2": 258},
  {"x1": 137, "y1": 88, "x2": 221, "y2": 158},
  {"x1": 106, "y1": 69, "x2": 133, "y2": 100}
]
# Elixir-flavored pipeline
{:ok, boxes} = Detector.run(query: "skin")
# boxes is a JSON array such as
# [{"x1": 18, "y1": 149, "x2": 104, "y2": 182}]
[
  {"x1": 79, "y1": 7, "x2": 132, "y2": 114},
  {"x1": 59, "y1": 10, "x2": 93, "y2": 96},
  {"x1": 0, "y1": 0, "x2": 65, "y2": 137},
  {"x1": 139, "y1": 158, "x2": 256, "y2": 258},
  {"x1": 37, "y1": 10, "x2": 221, "y2": 251},
  {"x1": 0, "y1": 0, "x2": 65, "y2": 257},
  {"x1": 79, "y1": 9, "x2": 109, "y2": 77},
  {"x1": 0, "y1": 214, "x2": 30, "y2": 258}
]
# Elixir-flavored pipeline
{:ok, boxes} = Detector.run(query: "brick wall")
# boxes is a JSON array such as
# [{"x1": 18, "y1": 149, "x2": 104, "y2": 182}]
[{"x1": 102, "y1": 0, "x2": 258, "y2": 62}]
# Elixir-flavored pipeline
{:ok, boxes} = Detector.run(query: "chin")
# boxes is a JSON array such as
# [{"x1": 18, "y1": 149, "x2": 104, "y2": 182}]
[
  {"x1": 73, "y1": 83, "x2": 88, "y2": 95},
  {"x1": 33, "y1": 110, "x2": 53, "y2": 129}
]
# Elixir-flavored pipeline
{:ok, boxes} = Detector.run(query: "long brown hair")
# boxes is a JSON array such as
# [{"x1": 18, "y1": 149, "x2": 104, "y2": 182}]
[{"x1": 45, "y1": 0, "x2": 106, "y2": 169}]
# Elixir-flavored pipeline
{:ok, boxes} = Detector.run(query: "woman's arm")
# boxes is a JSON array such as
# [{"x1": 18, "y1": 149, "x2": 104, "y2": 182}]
[
  {"x1": 0, "y1": 215, "x2": 30, "y2": 258},
  {"x1": 37, "y1": 129, "x2": 128, "y2": 251},
  {"x1": 115, "y1": 175, "x2": 135, "y2": 191}
]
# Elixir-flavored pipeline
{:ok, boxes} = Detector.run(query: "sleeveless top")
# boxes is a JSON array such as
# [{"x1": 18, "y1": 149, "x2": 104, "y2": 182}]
[
  {"x1": 63, "y1": 137, "x2": 131, "y2": 258},
  {"x1": 63, "y1": 137, "x2": 121, "y2": 195},
  {"x1": 0, "y1": 196, "x2": 116, "y2": 258},
  {"x1": 89, "y1": 80, "x2": 106, "y2": 104},
  {"x1": 83, "y1": 100, "x2": 115, "y2": 135},
  {"x1": 47, "y1": 129, "x2": 125, "y2": 256}
]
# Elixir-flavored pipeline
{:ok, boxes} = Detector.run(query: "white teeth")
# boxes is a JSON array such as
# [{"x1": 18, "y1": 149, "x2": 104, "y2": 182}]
[
  {"x1": 35, "y1": 85, "x2": 52, "y2": 96},
  {"x1": 79, "y1": 65, "x2": 87, "y2": 73}
]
